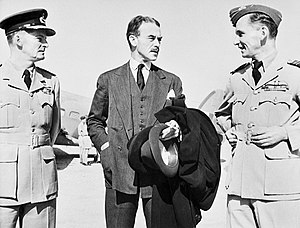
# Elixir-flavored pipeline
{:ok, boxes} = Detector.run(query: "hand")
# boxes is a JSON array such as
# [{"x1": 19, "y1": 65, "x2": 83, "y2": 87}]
[
  {"x1": 251, "y1": 126, "x2": 287, "y2": 147},
  {"x1": 225, "y1": 128, "x2": 238, "y2": 149},
  {"x1": 160, "y1": 120, "x2": 181, "y2": 141}
]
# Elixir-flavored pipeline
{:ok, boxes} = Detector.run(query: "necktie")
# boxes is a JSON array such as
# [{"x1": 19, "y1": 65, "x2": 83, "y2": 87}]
[
  {"x1": 252, "y1": 60, "x2": 262, "y2": 85},
  {"x1": 137, "y1": 64, "x2": 145, "y2": 91},
  {"x1": 23, "y1": 69, "x2": 31, "y2": 89}
]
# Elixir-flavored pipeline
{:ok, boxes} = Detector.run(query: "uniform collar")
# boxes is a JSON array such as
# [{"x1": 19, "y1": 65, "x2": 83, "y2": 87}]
[
  {"x1": 1, "y1": 61, "x2": 45, "y2": 92},
  {"x1": 253, "y1": 49, "x2": 278, "y2": 73}
]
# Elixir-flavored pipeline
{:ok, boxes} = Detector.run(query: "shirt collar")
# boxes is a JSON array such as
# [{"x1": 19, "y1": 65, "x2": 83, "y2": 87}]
[{"x1": 129, "y1": 57, "x2": 151, "y2": 71}]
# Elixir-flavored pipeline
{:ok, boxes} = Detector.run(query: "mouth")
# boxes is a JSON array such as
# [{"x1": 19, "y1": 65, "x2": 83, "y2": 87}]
[
  {"x1": 238, "y1": 43, "x2": 246, "y2": 51},
  {"x1": 151, "y1": 49, "x2": 159, "y2": 54}
]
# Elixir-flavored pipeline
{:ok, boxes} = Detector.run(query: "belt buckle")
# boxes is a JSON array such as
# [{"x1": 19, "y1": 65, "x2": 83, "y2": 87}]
[
  {"x1": 31, "y1": 134, "x2": 39, "y2": 148},
  {"x1": 246, "y1": 130, "x2": 252, "y2": 145}
]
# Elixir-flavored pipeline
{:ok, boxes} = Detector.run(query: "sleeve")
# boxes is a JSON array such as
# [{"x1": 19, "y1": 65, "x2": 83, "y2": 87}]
[
  {"x1": 87, "y1": 74, "x2": 109, "y2": 152},
  {"x1": 172, "y1": 75, "x2": 183, "y2": 97},
  {"x1": 214, "y1": 76, "x2": 234, "y2": 133},
  {"x1": 284, "y1": 82, "x2": 300, "y2": 151},
  {"x1": 50, "y1": 76, "x2": 61, "y2": 145}
]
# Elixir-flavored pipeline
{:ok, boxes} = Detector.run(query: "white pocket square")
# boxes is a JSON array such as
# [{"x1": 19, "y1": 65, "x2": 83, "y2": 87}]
[{"x1": 167, "y1": 89, "x2": 175, "y2": 98}]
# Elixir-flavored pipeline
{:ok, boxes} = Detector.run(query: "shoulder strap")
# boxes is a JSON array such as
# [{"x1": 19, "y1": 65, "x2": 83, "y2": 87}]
[
  {"x1": 287, "y1": 60, "x2": 300, "y2": 68},
  {"x1": 230, "y1": 62, "x2": 250, "y2": 75}
]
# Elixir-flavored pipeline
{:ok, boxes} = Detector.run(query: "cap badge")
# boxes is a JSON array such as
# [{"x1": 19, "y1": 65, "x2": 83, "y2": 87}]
[
  {"x1": 238, "y1": 5, "x2": 247, "y2": 11},
  {"x1": 39, "y1": 15, "x2": 46, "y2": 24}
]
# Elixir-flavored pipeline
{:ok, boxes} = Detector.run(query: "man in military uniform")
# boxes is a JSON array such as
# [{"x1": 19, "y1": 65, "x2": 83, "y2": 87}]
[
  {"x1": 216, "y1": 4, "x2": 300, "y2": 227},
  {"x1": 0, "y1": 9, "x2": 60, "y2": 228}
]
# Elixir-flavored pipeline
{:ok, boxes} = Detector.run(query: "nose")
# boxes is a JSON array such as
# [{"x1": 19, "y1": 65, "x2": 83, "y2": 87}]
[
  {"x1": 42, "y1": 39, "x2": 49, "y2": 48},
  {"x1": 233, "y1": 35, "x2": 239, "y2": 46},
  {"x1": 154, "y1": 37, "x2": 161, "y2": 46}
]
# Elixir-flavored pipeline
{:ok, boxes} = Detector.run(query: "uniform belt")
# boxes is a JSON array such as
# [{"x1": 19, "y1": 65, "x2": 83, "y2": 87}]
[{"x1": 0, "y1": 133, "x2": 51, "y2": 148}]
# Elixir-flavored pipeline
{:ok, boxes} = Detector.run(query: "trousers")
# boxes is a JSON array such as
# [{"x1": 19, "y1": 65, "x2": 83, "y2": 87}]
[
  {"x1": 105, "y1": 188, "x2": 152, "y2": 228},
  {"x1": 0, "y1": 199, "x2": 56, "y2": 228},
  {"x1": 227, "y1": 195, "x2": 300, "y2": 228}
]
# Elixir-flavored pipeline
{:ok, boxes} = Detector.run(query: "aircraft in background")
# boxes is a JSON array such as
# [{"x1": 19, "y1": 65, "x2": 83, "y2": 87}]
[
  {"x1": 55, "y1": 90, "x2": 92, "y2": 146},
  {"x1": 198, "y1": 89, "x2": 225, "y2": 140},
  {"x1": 198, "y1": 89, "x2": 224, "y2": 117},
  {"x1": 54, "y1": 89, "x2": 225, "y2": 146}
]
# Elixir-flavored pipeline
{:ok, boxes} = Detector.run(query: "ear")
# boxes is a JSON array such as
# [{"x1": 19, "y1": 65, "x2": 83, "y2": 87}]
[
  {"x1": 260, "y1": 26, "x2": 269, "y2": 39},
  {"x1": 129, "y1": 34, "x2": 138, "y2": 48},
  {"x1": 14, "y1": 32, "x2": 23, "y2": 47}
]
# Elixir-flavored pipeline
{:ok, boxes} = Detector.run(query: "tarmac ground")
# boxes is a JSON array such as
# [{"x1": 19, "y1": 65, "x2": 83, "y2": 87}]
[{"x1": 53, "y1": 143, "x2": 230, "y2": 228}]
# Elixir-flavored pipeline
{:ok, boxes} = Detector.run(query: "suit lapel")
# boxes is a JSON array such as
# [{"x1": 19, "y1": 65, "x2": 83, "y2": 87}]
[
  {"x1": 146, "y1": 65, "x2": 170, "y2": 126},
  {"x1": 111, "y1": 62, "x2": 134, "y2": 139}
]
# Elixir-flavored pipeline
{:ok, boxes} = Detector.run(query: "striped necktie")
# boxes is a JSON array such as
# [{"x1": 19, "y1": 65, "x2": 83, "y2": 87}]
[{"x1": 137, "y1": 64, "x2": 145, "y2": 91}]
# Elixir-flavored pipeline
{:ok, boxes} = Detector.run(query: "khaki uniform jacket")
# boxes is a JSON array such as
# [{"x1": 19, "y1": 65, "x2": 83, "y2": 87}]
[
  {"x1": 87, "y1": 62, "x2": 182, "y2": 197},
  {"x1": 216, "y1": 56, "x2": 300, "y2": 200},
  {"x1": 0, "y1": 61, "x2": 61, "y2": 206}
]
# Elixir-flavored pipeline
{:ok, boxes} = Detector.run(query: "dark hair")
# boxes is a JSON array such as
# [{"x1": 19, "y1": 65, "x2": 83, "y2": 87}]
[
  {"x1": 249, "y1": 12, "x2": 278, "y2": 38},
  {"x1": 126, "y1": 15, "x2": 160, "y2": 51}
]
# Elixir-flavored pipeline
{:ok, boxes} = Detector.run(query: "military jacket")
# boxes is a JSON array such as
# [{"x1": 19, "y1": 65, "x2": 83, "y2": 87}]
[
  {"x1": 0, "y1": 61, "x2": 61, "y2": 206},
  {"x1": 216, "y1": 56, "x2": 300, "y2": 200}
]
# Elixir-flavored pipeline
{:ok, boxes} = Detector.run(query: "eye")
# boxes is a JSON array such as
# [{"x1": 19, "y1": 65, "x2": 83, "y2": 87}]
[
  {"x1": 37, "y1": 36, "x2": 47, "y2": 43},
  {"x1": 236, "y1": 31, "x2": 244, "y2": 38},
  {"x1": 149, "y1": 36, "x2": 155, "y2": 41}
]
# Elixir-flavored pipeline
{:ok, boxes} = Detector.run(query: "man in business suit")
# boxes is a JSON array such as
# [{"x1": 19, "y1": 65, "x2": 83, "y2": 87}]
[
  {"x1": 215, "y1": 4, "x2": 300, "y2": 227},
  {"x1": 0, "y1": 9, "x2": 60, "y2": 228},
  {"x1": 87, "y1": 15, "x2": 183, "y2": 228}
]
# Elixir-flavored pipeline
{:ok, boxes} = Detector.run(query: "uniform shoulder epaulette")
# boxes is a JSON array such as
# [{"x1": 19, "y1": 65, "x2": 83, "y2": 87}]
[
  {"x1": 230, "y1": 62, "x2": 250, "y2": 75},
  {"x1": 287, "y1": 60, "x2": 300, "y2": 68}
]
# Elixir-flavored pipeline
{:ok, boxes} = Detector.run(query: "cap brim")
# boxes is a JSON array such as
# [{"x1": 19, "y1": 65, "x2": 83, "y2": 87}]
[{"x1": 24, "y1": 25, "x2": 56, "y2": 36}]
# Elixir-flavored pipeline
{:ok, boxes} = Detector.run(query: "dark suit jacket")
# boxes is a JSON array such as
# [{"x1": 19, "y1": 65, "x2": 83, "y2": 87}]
[{"x1": 87, "y1": 61, "x2": 183, "y2": 195}]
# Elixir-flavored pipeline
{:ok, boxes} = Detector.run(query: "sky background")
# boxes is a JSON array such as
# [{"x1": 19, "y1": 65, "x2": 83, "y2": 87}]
[{"x1": 0, "y1": 0, "x2": 300, "y2": 108}]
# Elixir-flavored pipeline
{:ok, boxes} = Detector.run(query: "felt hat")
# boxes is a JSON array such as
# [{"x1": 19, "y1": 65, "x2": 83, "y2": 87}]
[
  {"x1": 128, "y1": 123, "x2": 179, "y2": 177},
  {"x1": 0, "y1": 8, "x2": 55, "y2": 36}
]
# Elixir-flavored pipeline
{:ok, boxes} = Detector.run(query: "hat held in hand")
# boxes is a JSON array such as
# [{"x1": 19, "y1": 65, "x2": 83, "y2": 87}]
[{"x1": 128, "y1": 123, "x2": 179, "y2": 177}]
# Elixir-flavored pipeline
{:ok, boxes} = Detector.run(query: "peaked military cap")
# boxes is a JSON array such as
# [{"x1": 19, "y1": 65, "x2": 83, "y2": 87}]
[
  {"x1": 229, "y1": 4, "x2": 282, "y2": 27},
  {"x1": 0, "y1": 8, "x2": 55, "y2": 36}
]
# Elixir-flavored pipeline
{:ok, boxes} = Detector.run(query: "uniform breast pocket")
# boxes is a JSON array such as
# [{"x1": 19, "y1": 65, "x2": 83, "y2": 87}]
[
  {"x1": 37, "y1": 91, "x2": 54, "y2": 124},
  {"x1": 259, "y1": 92, "x2": 292, "y2": 124},
  {"x1": 229, "y1": 93, "x2": 248, "y2": 122},
  {"x1": 0, "y1": 96, "x2": 21, "y2": 128},
  {"x1": 259, "y1": 92, "x2": 291, "y2": 109}
]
